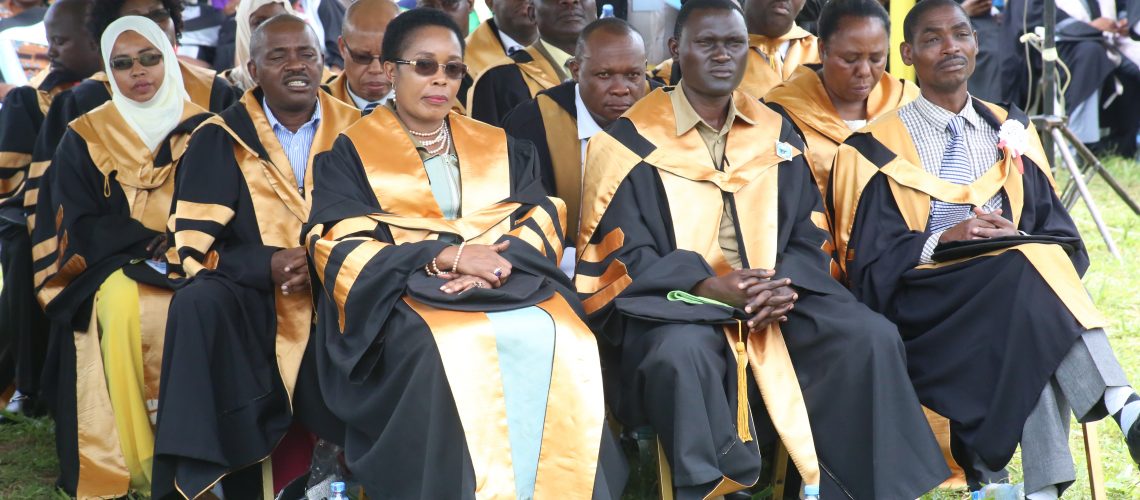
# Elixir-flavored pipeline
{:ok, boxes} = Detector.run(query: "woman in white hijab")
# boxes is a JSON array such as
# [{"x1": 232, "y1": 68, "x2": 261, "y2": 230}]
[
  {"x1": 37, "y1": 16, "x2": 212, "y2": 499},
  {"x1": 226, "y1": 0, "x2": 296, "y2": 90}
]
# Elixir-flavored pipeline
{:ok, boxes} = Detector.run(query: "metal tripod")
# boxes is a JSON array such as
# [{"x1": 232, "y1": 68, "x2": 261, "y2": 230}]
[{"x1": 1030, "y1": 0, "x2": 1139, "y2": 259}]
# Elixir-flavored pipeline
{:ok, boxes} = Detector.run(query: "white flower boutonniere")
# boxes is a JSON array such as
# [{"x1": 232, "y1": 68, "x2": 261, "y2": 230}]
[{"x1": 997, "y1": 119, "x2": 1028, "y2": 174}]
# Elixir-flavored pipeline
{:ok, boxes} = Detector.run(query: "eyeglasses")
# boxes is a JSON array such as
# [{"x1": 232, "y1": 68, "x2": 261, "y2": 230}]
[
  {"x1": 395, "y1": 59, "x2": 467, "y2": 80},
  {"x1": 109, "y1": 51, "x2": 164, "y2": 71},
  {"x1": 342, "y1": 40, "x2": 381, "y2": 66}
]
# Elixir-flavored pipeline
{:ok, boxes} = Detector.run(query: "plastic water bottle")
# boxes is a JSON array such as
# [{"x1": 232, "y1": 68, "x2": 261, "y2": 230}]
[
  {"x1": 804, "y1": 484, "x2": 820, "y2": 500},
  {"x1": 329, "y1": 481, "x2": 348, "y2": 500},
  {"x1": 601, "y1": 3, "x2": 614, "y2": 17}
]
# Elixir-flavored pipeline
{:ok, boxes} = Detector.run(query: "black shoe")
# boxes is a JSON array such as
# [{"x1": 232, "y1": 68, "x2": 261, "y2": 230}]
[{"x1": 1127, "y1": 415, "x2": 1140, "y2": 464}]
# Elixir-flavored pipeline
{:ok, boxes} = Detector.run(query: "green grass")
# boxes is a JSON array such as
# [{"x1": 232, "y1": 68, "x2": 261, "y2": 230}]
[{"x1": 2, "y1": 158, "x2": 1139, "y2": 499}]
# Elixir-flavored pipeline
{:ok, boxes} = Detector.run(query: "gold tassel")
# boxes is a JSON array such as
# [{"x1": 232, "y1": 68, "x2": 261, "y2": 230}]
[
  {"x1": 735, "y1": 319, "x2": 752, "y2": 443},
  {"x1": 103, "y1": 172, "x2": 111, "y2": 198}
]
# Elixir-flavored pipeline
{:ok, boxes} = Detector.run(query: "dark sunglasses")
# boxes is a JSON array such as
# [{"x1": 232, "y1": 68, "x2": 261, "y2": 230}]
[
  {"x1": 343, "y1": 40, "x2": 381, "y2": 66},
  {"x1": 395, "y1": 58, "x2": 467, "y2": 80},
  {"x1": 110, "y1": 51, "x2": 164, "y2": 71}
]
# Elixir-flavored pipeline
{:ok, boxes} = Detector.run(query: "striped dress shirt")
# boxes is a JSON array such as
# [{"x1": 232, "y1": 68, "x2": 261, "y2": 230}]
[
  {"x1": 262, "y1": 97, "x2": 321, "y2": 193},
  {"x1": 897, "y1": 95, "x2": 1002, "y2": 263}
]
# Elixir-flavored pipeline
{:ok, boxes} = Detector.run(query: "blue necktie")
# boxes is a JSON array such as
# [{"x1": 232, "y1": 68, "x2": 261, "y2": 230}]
[
  {"x1": 362, "y1": 102, "x2": 379, "y2": 116},
  {"x1": 929, "y1": 116, "x2": 974, "y2": 232}
]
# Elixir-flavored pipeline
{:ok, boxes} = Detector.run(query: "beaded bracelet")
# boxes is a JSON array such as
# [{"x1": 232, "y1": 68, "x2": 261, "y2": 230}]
[{"x1": 452, "y1": 241, "x2": 467, "y2": 274}]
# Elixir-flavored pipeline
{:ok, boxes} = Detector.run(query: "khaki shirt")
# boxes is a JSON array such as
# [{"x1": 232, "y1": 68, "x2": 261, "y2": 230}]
[{"x1": 668, "y1": 83, "x2": 757, "y2": 269}]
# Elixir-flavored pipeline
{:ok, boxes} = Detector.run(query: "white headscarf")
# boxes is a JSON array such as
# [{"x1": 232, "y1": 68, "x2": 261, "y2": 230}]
[
  {"x1": 100, "y1": 16, "x2": 189, "y2": 152},
  {"x1": 231, "y1": 0, "x2": 298, "y2": 91}
]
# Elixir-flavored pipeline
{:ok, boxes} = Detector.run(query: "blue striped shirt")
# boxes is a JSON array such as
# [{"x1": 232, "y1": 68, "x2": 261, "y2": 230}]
[{"x1": 262, "y1": 97, "x2": 321, "y2": 192}]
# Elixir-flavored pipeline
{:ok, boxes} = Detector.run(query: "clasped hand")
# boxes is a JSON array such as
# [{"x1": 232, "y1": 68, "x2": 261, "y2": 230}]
[
  {"x1": 272, "y1": 247, "x2": 310, "y2": 295},
  {"x1": 435, "y1": 241, "x2": 513, "y2": 294},
  {"x1": 692, "y1": 268, "x2": 797, "y2": 333},
  {"x1": 939, "y1": 207, "x2": 1019, "y2": 243}
]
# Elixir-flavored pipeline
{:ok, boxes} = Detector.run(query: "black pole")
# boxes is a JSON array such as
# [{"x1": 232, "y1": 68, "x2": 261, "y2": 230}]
[{"x1": 1041, "y1": 0, "x2": 1056, "y2": 165}]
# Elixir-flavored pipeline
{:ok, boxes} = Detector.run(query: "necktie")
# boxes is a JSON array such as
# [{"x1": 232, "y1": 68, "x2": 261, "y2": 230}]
[
  {"x1": 929, "y1": 116, "x2": 975, "y2": 232},
  {"x1": 507, "y1": 46, "x2": 520, "y2": 56},
  {"x1": 362, "y1": 102, "x2": 378, "y2": 116}
]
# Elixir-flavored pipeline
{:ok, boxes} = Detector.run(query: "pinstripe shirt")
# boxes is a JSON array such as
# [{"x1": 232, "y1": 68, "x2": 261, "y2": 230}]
[
  {"x1": 897, "y1": 95, "x2": 1002, "y2": 263},
  {"x1": 263, "y1": 97, "x2": 321, "y2": 192}
]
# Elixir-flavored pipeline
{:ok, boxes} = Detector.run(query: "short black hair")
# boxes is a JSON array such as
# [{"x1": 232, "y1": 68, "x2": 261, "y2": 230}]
[
  {"x1": 249, "y1": 14, "x2": 317, "y2": 62},
  {"x1": 673, "y1": 0, "x2": 744, "y2": 40},
  {"x1": 575, "y1": 17, "x2": 642, "y2": 58},
  {"x1": 380, "y1": 7, "x2": 466, "y2": 62},
  {"x1": 817, "y1": 0, "x2": 889, "y2": 44},
  {"x1": 902, "y1": 0, "x2": 967, "y2": 44},
  {"x1": 88, "y1": 0, "x2": 184, "y2": 41}
]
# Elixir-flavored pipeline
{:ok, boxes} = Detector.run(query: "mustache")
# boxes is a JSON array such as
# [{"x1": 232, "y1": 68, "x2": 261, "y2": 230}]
[{"x1": 937, "y1": 54, "x2": 968, "y2": 68}]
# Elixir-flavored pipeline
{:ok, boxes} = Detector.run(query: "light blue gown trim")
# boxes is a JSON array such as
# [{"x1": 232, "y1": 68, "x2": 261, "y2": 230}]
[{"x1": 485, "y1": 307, "x2": 556, "y2": 500}]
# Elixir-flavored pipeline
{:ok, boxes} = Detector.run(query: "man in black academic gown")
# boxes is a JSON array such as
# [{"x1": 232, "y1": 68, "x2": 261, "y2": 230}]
[
  {"x1": 0, "y1": 0, "x2": 100, "y2": 419},
  {"x1": 466, "y1": 0, "x2": 596, "y2": 125},
  {"x1": 575, "y1": 0, "x2": 949, "y2": 498},
  {"x1": 153, "y1": 15, "x2": 359, "y2": 499},
  {"x1": 501, "y1": 17, "x2": 653, "y2": 275},
  {"x1": 463, "y1": 0, "x2": 538, "y2": 79},
  {"x1": 829, "y1": 1, "x2": 1140, "y2": 497},
  {"x1": 325, "y1": 0, "x2": 399, "y2": 110}
]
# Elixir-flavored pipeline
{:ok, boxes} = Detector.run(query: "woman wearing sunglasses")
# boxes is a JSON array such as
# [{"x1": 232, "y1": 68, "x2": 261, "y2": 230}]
[
  {"x1": 36, "y1": 16, "x2": 211, "y2": 499},
  {"x1": 305, "y1": 8, "x2": 624, "y2": 499}
]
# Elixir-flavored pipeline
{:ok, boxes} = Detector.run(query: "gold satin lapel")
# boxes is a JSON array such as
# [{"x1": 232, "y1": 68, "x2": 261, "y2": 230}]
[
  {"x1": 74, "y1": 304, "x2": 131, "y2": 498},
  {"x1": 536, "y1": 94, "x2": 583, "y2": 237},
  {"x1": 746, "y1": 323, "x2": 821, "y2": 487},
  {"x1": 346, "y1": 106, "x2": 442, "y2": 217},
  {"x1": 244, "y1": 92, "x2": 309, "y2": 223},
  {"x1": 275, "y1": 290, "x2": 311, "y2": 402},
  {"x1": 450, "y1": 114, "x2": 512, "y2": 217},
  {"x1": 325, "y1": 73, "x2": 354, "y2": 108},
  {"x1": 734, "y1": 162, "x2": 780, "y2": 272},
  {"x1": 532, "y1": 295, "x2": 605, "y2": 499},
  {"x1": 179, "y1": 61, "x2": 217, "y2": 109},
  {"x1": 517, "y1": 45, "x2": 561, "y2": 93},
  {"x1": 658, "y1": 171, "x2": 732, "y2": 274},
  {"x1": 630, "y1": 90, "x2": 790, "y2": 194},
  {"x1": 306, "y1": 92, "x2": 362, "y2": 211},
  {"x1": 402, "y1": 298, "x2": 517, "y2": 499},
  {"x1": 464, "y1": 21, "x2": 511, "y2": 78},
  {"x1": 72, "y1": 103, "x2": 205, "y2": 232},
  {"x1": 575, "y1": 131, "x2": 644, "y2": 253}
]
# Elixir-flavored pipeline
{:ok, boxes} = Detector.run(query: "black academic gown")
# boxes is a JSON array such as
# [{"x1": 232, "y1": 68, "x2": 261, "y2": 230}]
[
  {"x1": 577, "y1": 87, "x2": 949, "y2": 499},
  {"x1": 152, "y1": 89, "x2": 359, "y2": 500},
  {"x1": 0, "y1": 70, "x2": 73, "y2": 400},
  {"x1": 829, "y1": 99, "x2": 1106, "y2": 472},
  {"x1": 304, "y1": 106, "x2": 626, "y2": 499},
  {"x1": 35, "y1": 102, "x2": 211, "y2": 498},
  {"x1": 467, "y1": 44, "x2": 564, "y2": 126}
]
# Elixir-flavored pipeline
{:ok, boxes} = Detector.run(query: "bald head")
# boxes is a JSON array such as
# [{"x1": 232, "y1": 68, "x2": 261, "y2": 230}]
[
  {"x1": 45, "y1": 0, "x2": 102, "y2": 79},
  {"x1": 250, "y1": 13, "x2": 319, "y2": 62},
  {"x1": 344, "y1": 0, "x2": 399, "y2": 34},
  {"x1": 575, "y1": 17, "x2": 643, "y2": 59},
  {"x1": 339, "y1": 0, "x2": 398, "y2": 103}
]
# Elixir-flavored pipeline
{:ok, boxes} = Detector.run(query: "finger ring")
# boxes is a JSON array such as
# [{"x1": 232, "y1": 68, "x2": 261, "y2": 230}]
[{"x1": 493, "y1": 267, "x2": 502, "y2": 277}]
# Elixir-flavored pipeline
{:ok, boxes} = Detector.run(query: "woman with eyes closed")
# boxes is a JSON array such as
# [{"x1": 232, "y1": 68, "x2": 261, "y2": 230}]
[
  {"x1": 304, "y1": 8, "x2": 624, "y2": 499},
  {"x1": 765, "y1": 0, "x2": 919, "y2": 199},
  {"x1": 37, "y1": 16, "x2": 212, "y2": 499}
]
